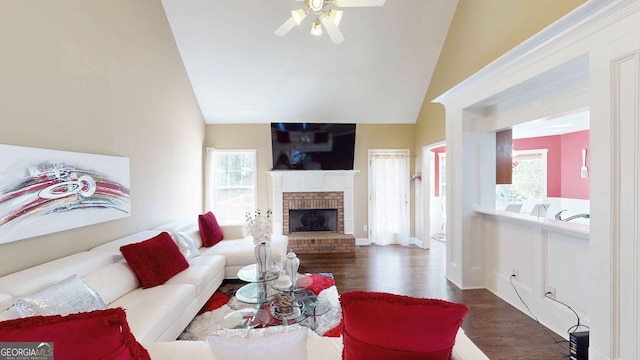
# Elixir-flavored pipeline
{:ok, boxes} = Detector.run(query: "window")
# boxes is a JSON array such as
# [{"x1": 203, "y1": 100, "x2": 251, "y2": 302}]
[
  {"x1": 205, "y1": 148, "x2": 256, "y2": 224},
  {"x1": 495, "y1": 149, "x2": 548, "y2": 212}
]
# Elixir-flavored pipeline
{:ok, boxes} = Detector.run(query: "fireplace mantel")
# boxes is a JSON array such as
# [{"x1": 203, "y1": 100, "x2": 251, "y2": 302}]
[{"x1": 267, "y1": 170, "x2": 359, "y2": 235}]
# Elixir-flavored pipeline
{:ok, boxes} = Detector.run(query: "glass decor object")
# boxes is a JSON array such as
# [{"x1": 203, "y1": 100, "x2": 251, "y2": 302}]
[
  {"x1": 283, "y1": 250, "x2": 300, "y2": 279},
  {"x1": 254, "y1": 241, "x2": 271, "y2": 273}
]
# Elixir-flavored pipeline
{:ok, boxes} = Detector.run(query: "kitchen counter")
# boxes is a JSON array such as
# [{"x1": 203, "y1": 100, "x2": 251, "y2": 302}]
[{"x1": 475, "y1": 208, "x2": 590, "y2": 238}]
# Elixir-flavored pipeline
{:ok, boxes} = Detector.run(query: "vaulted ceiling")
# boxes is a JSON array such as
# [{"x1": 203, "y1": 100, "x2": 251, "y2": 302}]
[{"x1": 161, "y1": 0, "x2": 458, "y2": 124}]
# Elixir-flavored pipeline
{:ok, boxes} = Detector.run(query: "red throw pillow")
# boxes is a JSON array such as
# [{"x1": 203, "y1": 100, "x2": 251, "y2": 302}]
[
  {"x1": 120, "y1": 232, "x2": 189, "y2": 288},
  {"x1": 340, "y1": 291, "x2": 469, "y2": 360},
  {"x1": 198, "y1": 211, "x2": 224, "y2": 247},
  {"x1": 0, "y1": 308, "x2": 150, "y2": 360}
]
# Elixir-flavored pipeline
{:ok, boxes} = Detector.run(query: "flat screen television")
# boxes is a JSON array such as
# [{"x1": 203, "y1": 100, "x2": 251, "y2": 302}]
[{"x1": 271, "y1": 123, "x2": 356, "y2": 170}]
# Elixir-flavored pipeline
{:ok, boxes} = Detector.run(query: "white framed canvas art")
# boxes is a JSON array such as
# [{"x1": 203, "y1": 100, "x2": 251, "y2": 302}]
[{"x1": 0, "y1": 144, "x2": 131, "y2": 244}]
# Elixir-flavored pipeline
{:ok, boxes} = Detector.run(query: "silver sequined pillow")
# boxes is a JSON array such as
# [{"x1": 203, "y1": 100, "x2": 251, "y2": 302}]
[
  {"x1": 176, "y1": 231, "x2": 201, "y2": 260},
  {"x1": 12, "y1": 274, "x2": 106, "y2": 317}
]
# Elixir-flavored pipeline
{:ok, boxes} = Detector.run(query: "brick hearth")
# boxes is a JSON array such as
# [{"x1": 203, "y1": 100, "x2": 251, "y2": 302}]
[{"x1": 287, "y1": 233, "x2": 355, "y2": 254}]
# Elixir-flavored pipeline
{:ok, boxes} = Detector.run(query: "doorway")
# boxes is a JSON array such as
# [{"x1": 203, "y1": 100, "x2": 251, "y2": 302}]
[
  {"x1": 368, "y1": 149, "x2": 410, "y2": 246},
  {"x1": 422, "y1": 143, "x2": 446, "y2": 246}
]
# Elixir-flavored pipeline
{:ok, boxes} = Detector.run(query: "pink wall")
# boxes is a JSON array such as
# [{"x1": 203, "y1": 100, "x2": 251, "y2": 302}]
[
  {"x1": 513, "y1": 130, "x2": 589, "y2": 199},
  {"x1": 560, "y1": 130, "x2": 589, "y2": 199}
]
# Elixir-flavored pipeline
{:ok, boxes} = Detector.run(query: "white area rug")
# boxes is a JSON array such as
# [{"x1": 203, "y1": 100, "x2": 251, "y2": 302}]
[{"x1": 179, "y1": 285, "x2": 342, "y2": 341}]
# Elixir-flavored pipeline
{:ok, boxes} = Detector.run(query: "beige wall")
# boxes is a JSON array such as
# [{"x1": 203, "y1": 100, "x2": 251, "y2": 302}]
[
  {"x1": 0, "y1": 0, "x2": 204, "y2": 276},
  {"x1": 415, "y1": 0, "x2": 587, "y2": 147},
  {"x1": 205, "y1": 124, "x2": 415, "y2": 239}
]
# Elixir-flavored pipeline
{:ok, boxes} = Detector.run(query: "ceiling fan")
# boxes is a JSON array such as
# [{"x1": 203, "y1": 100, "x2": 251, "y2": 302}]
[{"x1": 274, "y1": 0, "x2": 386, "y2": 44}]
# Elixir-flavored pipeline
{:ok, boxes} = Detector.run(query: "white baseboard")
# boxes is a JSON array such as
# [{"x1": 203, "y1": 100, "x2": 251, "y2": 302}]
[
  {"x1": 411, "y1": 237, "x2": 430, "y2": 249},
  {"x1": 357, "y1": 237, "x2": 430, "y2": 249}
]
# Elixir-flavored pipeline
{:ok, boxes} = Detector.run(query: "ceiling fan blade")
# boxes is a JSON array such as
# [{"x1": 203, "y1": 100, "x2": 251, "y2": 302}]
[
  {"x1": 320, "y1": 16, "x2": 344, "y2": 44},
  {"x1": 333, "y1": 0, "x2": 385, "y2": 7},
  {"x1": 274, "y1": 16, "x2": 297, "y2": 36}
]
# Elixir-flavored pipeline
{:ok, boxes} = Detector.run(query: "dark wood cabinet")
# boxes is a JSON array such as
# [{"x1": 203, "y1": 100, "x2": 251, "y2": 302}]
[{"x1": 496, "y1": 129, "x2": 513, "y2": 184}]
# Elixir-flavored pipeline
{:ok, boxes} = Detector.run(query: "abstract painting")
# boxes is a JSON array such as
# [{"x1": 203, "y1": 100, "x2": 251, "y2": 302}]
[{"x1": 0, "y1": 144, "x2": 130, "y2": 244}]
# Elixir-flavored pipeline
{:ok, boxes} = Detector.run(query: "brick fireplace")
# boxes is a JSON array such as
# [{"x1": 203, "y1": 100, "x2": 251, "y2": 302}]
[
  {"x1": 282, "y1": 191, "x2": 354, "y2": 254},
  {"x1": 283, "y1": 191, "x2": 343, "y2": 234},
  {"x1": 268, "y1": 170, "x2": 358, "y2": 254}
]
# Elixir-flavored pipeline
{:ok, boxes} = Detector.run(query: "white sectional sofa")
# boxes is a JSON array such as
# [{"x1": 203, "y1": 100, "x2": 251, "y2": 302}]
[
  {"x1": 0, "y1": 224, "x2": 490, "y2": 359},
  {"x1": 0, "y1": 229, "x2": 226, "y2": 343},
  {"x1": 0, "y1": 221, "x2": 288, "y2": 344}
]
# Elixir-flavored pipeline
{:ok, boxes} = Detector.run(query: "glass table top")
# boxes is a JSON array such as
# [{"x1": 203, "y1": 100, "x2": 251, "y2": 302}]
[
  {"x1": 235, "y1": 281, "x2": 279, "y2": 304},
  {"x1": 237, "y1": 263, "x2": 281, "y2": 283}
]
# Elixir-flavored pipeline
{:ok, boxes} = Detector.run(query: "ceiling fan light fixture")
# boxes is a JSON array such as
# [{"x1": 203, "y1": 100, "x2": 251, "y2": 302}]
[
  {"x1": 310, "y1": 19, "x2": 323, "y2": 37},
  {"x1": 308, "y1": 0, "x2": 325, "y2": 12},
  {"x1": 291, "y1": 8, "x2": 308, "y2": 25},
  {"x1": 275, "y1": 0, "x2": 385, "y2": 42},
  {"x1": 328, "y1": 9, "x2": 343, "y2": 26}
]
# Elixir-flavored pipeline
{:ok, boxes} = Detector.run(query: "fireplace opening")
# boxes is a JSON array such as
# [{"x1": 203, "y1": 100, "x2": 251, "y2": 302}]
[{"x1": 289, "y1": 209, "x2": 338, "y2": 233}]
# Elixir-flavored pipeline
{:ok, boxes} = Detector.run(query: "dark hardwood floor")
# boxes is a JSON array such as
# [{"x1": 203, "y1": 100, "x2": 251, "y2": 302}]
[{"x1": 297, "y1": 240, "x2": 570, "y2": 360}]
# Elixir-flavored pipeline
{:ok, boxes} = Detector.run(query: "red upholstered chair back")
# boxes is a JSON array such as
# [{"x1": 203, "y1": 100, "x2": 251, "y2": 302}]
[{"x1": 340, "y1": 291, "x2": 469, "y2": 360}]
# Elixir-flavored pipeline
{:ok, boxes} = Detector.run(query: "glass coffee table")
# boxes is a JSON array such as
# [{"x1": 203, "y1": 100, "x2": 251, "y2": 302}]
[
  {"x1": 269, "y1": 275, "x2": 333, "y2": 329},
  {"x1": 235, "y1": 263, "x2": 280, "y2": 304}
]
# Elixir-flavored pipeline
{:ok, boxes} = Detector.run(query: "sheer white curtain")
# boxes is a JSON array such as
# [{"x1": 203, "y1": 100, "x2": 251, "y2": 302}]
[
  {"x1": 204, "y1": 147, "x2": 215, "y2": 212},
  {"x1": 369, "y1": 150, "x2": 410, "y2": 246}
]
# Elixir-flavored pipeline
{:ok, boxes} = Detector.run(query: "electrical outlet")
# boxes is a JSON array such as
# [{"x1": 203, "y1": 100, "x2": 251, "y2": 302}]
[
  {"x1": 362, "y1": 225, "x2": 368, "y2": 232},
  {"x1": 511, "y1": 268, "x2": 519, "y2": 279},
  {"x1": 545, "y1": 286, "x2": 556, "y2": 299}
]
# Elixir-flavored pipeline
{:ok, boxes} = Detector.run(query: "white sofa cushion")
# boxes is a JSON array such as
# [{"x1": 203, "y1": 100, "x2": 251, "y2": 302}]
[
  {"x1": 188, "y1": 254, "x2": 224, "y2": 267},
  {"x1": 110, "y1": 283, "x2": 195, "y2": 343},
  {"x1": 82, "y1": 260, "x2": 141, "y2": 305},
  {"x1": 0, "y1": 251, "x2": 119, "y2": 297},
  {"x1": 220, "y1": 224, "x2": 247, "y2": 239},
  {"x1": 165, "y1": 256, "x2": 225, "y2": 296}
]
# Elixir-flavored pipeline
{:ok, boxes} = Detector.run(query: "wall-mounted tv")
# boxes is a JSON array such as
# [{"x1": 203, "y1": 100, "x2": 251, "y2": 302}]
[{"x1": 271, "y1": 123, "x2": 356, "y2": 170}]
